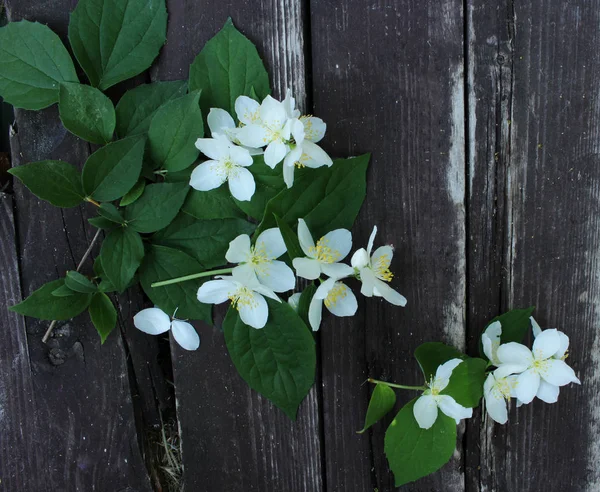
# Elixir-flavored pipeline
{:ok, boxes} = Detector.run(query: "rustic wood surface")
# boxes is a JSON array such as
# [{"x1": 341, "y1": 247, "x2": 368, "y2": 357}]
[{"x1": 1, "y1": 0, "x2": 598, "y2": 491}]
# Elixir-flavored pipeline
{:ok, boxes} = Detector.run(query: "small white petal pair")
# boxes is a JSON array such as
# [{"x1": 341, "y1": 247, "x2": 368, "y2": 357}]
[{"x1": 133, "y1": 307, "x2": 200, "y2": 351}]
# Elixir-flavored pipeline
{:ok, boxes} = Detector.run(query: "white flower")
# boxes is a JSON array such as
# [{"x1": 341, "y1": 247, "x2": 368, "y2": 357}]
[
  {"x1": 236, "y1": 95, "x2": 292, "y2": 168},
  {"x1": 350, "y1": 226, "x2": 407, "y2": 307},
  {"x1": 483, "y1": 372, "x2": 518, "y2": 424},
  {"x1": 495, "y1": 328, "x2": 581, "y2": 405},
  {"x1": 413, "y1": 358, "x2": 473, "y2": 429},
  {"x1": 292, "y1": 219, "x2": 354, "y2": 280},
  {"x1": 308, "y1": 277, "x2": 358, "y2": 331},
  {"x1": 190, "y1": 134, "x2": 255, "y2": 201},
  {"x1": 133, "y1": 307, "x2": 200, "y2": 351},
  {"x1": 206, "y1": 107, "x2": 261, "y2": 155},
  {"x1": 225, "y1": 228, "x2": 295, "y2": 293},
  {"x1": 482, "y1": 320, "x2": 502, "y2": 365},
  {"x1": 197, "y1": 267, "x2": 280, "y2": 329},
  {"x1": 288, "y1": 292, "x2": 302, "y2": 312},
  {"x1": 282, "y1": 88, "x2": 301, "y2": 120}
]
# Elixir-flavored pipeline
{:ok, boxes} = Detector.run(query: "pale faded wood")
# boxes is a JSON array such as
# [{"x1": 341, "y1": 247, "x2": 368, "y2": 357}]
[
  {"x1": 155, "y1": 1, "x2": 324, "y2": 490},
  {"x1": 310, "y1": 1, "x2": 467, "y2": 490},
  {"x1": 467, "y1": 1, "x2": 600, "y2": 490}
]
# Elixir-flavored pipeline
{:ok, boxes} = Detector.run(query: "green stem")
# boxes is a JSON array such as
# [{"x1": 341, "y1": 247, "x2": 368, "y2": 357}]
[
  {"x1": 367, "y1": 378, "x2": 426, "y2": 391},
  {"x1": 151, "y1": 267, "x2": 234, "y2": 288}
]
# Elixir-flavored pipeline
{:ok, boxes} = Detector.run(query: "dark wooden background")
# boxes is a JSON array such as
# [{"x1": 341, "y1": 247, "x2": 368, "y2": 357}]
[{"x1": 1, "y1": 0, "x2": 598, "y2": 491}]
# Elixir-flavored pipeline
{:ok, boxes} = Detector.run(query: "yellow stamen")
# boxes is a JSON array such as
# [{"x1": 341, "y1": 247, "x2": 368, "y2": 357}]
[
  {"x1": 309, "y1": 237, "x2": 341, "y2": 264},
  {"x1": 248, "y1": 243, "x2": 271, "y2": 275},
  {"x1": 374, "y1": 254, "x2": 394, "y2": 282},
  {"x1": 229, "y1": 287, "x2": 258, "y2": 311},
  {"x1": 324, "y1": 283, "x2": 348, "y2": 309}
]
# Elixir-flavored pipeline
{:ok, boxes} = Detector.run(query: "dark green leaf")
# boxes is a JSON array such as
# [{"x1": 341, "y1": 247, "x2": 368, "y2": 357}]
[
  {"x1": 9, "y1": 279, "x2": 92, "y2": 320},
  {"x1": 234, "y1": 155, "x2": 285, "y2": 219},
  {"x1": 116, "y1": 80, "x2": 188, "y2": 137},
  {"x1": 223, "y1": 299, "x2": 316, "y2": 419},
  {"x1": 93, "y1": 256, "x2": 117, "y2": 293},
  {"x1": 274, "y1": 214, "x2": 303, "y2": 260},
  {"x1": 139, "y1": 245, "x2": 212, "y2": 322},
  {"x1": 256, "y1": 154, "x2": 370, "y2": 238},
  {"x1": 98, "y1": 203, "x2": 125, "y2": 224},
  {"x1": 8, "y1": 160, "x2": 84, "y2": 208},
  {"x1": 65, "y1": 271, "x2": 98, "y2": 294},
  {"x1": 183, "y1": 186, "x2": 246, "y2": 220},
  {"x1": 163, "y1": 166, "x2": 194, "y2": 183},
  {"x1": 480, "y1": 307, "x2": 536, "y2": 359},
  {"x1": 88, "y1": 216, "x2": 119, "y2": 230},
  {"x1": 59, "y1": 82, "x2": 115, "y2": 144},
  {"x1": 124, "y1": 182, "x2": 189, "y2": 233},
  {"x1": 52, "y1": 284, "x2": 76, "y2": 297},
  {"x1": 189, "y1": 18, "x2": 270, "y2": 117},
  {"x1": 148, "y1": 91, "x2": 203, "y2": 172},
  {"x1": 99, "y1": 227, "x2": 144, "y2": 293},
  {"x1": 0, "y1": 20, "x2": 78, "y2": 109},
  {"x1": 441, "y1": 357, "x2": 487, "y2": 408},
  {"x1": 152, "y1": 213, "x2": 255, "y2": 268},
  {"x1": 89, "y1": 292, "x2": 117, "y2": 343},
  {"x1": 82, "y1": 134, "x2": 145, "y2": 202},
  {"x1": 358, "y1": 384, "x2": 397, "y2": 434},
  {"x1": 414, "y1": 342, "x2": 465, "y2": 383},
  {"x1": 385, "y1": 399, "x2": 456, "y2": 487},
  {"x1": 68, "y1": 0, "x2": 167, "y2": 90},
  {"x1": 119, "y1": 178, "x2": 146, "y2": 206},
  {"x1": 297, "y1": 283, "x2": 317, "y2": 329}
]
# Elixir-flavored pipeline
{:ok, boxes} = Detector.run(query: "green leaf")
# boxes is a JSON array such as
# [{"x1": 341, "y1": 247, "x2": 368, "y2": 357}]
[
  {"x1": 88, "y1": 216, "x2": 119, "y2": 230},
  {"x1": 441, "y1": 357, "x2": 487, "y2": 408},
  {"x1": 8, "y1": 160, "x2": 84, "y2": 208},
  {"x1": 82, "y1": 134, "x2": 145, "y2": 202},
  {"x1": 256, "y1": 154, "x2": 370, "y2": 238},
  {"x1": 147, "y1": 91, "x2": 203, "y2": 172},
  {"x1": 68, "y1": 0, "x2": 167, "y2": 90},
  {"x1": 116, "y1": 80, "x2": 188, "y2": 138},
  {"x1": 124, "y1": 182, "x2": 189, "y2": 233},
  {"x1": 297, "y1": 283, "x2": 317, "y2": 329},
  {"x1": 59, "y1": 82, "x2": 115, "y2": 144},
  {"x1": 89, "y1": 292, "x2": 117, "y2": 343},
  {"x1": 163, "y1": 166, "x2": 194, "y2": 183},
  {"x1": 358, "y1": 384, "x2": 397, "y2": 434},
  {"x1": 52, "y1": 284, "x2": 76, "y2": 297},
  {"x1": 139, "y1": 245, "x2": 212, "y2": 322},
  {"x1": 385, "y1": 399, "x2": 456, "y2": 487},
  {"x1": 0, "y1": 20, "x2": 78, "y2": 110},
  {"x1": 223, "y1": 299, "x2": 316, "y2": 419},
  {"x1": 183, "y1": 186, "x2": 246, "y2": 220},
  {"x1": 234, "y1": 156, "x2": 285, "y2": 219},
  {"x1": 274, "y1": 214, "x2": 303, "y2": 261},
  {"x1": 414, "y1": 342, "x2": 465, "y2": 383},
  {"x1": 152, "y1": 213, "x2": 255, "y2": 269},
  {"x1": 9, "y1": 279, "x2": 92, "y2": 321},
  {"x1": 99, "y1": 227, "x2": 144, "y2": 293},
  {"x1": 189, "y1": 18, "x2": 270, "y2": 117},
  {"x1": 119, "y1": 179, "x2": 146, "y2": 206},
  {"x1": 98, "y1": 203, "x2": 125, "y2": 224},
  {"x1": 93, "y1": 256, "x2": 117, "y2": 293},
  {"x1": 65, "y1": 271, "x2": 98, "y2": 294},
  {"x1": 481, "y1": 307, "x2": 536, "y2": 358}
]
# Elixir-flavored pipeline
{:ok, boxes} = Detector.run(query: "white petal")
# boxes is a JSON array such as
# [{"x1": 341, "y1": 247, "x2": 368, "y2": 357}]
[
  {"x1": 530, "y1": 316, "x2": 542, "y2": 338},
  {"x1": 554, "y1": 331, "x2": 570, "y2": 359},
  {"x1": 228, "y1": 167, "x2": 256, "y2": 201},
  {"x1": 292, "y1": 257, "x2": 322, "y2": 280},
  {"x1": 484, "y1": 320, "x2": 502, "y2": 339},
  {"x1": 283, "y1": 160, "x2": 295, "y2": 188},
  {"x1": 321, "y1": 228, "x2": 353, "y2": 262},
  {"x1": 372, "y1": 278, "x2": 407, "y2": 307},
  {"x1": 314, "y1": 277, "x2": 336, "y2": 300},
  {"x1": 350, "y1": 248, "x2": 370, "y2": 269},
  {"x1": 358, "y1": 267, "x2": 377, "y2": 296},
  {"x1": 283, "y1": 88, "x2": 298, "y2": 119},
  {"x1": 434, "y1": 358, "x2": 463, "y2": 391},
  {"x1": 371, "y1": 245, "x2": 394, "y2": 269},
  {"x1": 542, "y1": 359, "x2": 581, "y2": 386},
  {"x1": 321, "y1": 262, "x2": 355, "y2": 280},
  {"x1": 194, "y1": 137, "x2": 229, "y2": 160},
  {"x1": 308, "y1": 294, "x2": 323, "y2": 331},
  {"x1": 532, "y1": 329, "x2": 561, "y2": 360},
  {"x1": 170, "y1": 320, "x2": 200, "y2": 351},
  {"x1": 250, "y1": 283, "x2": 281, "y2": 303},
  {"x1": 483, "y1": 375, "x2": 508, "y2": 424},
  {"x1": 226, "y1": 234, "x2": 251, "y2": 263},
  {"x1": 237, "y1": 124, "x2": 269, "y2": 148},
  {"x1": 257, "y1": 260, "x2": 296, "y2": 293},
  {"x1": 494, "y1": 363, "x2": 529, "y2": 379},
  {"x1": 482, "y1": 334, "x2": 496, "y2": 364},
  {"x1": 197, "y1": 279, "x2": 236, "y2": 304},
  {"x1": 496, "y1": 342, "x2": 534, "y2": 366},
  {"x1": 229, "y1": 145, "x2": 253, "y2": 167},
  {"x1": 413, "y1": 395, "x2": 438, "y2": 429},
  {"x1": 288, "y1": 292, "x2": 301, "y2": 312},
  {"x1": 325, "y1": 282, "x2": 358, "y2": 317},
  {"x1": 515, "y1": 369, "x2": 541, "y2": 404},
  {"x1": 189, "y1": 161, "x2": 227, "y2": 191},
  {"x1": 290, "y1": 118, "x2": 305, "y2": 144},
  {"x1": 301, "y1": 140, "x2": 333, "y2": 168},
  {"x1": 297, "y1": 219, "x2": 315, "y2": 256},
  {"x1": 437, "y1": 395, "x2": 473, "y2": 422},
  {"x1": 256, "y1": 228, "x2": 287, "y2": 259},
  {"x1": 536, "y1": 380, "x2": 560, "y2": 403},
  {"x1": 207, "y1": 108, "x2": 235, "y2": 136},
  {"x1": 238, "y1": 292, "x2": 269, "y2": 329},
  {"x1": 133, "y1": 308, "x2": 171, "y2": 335},
  {"x1": 302, "y1": 116, "x2": 326, "y2": 143},
  {"x1": 259, "y1": 95, "x2": 287, "y2": 129},
  {"x1": 235, "y1": 96, "x2": 261, "y2": 125},
  {"x1": 264, "y1": 141, "x2": 288, "y2": 168},
  {"x1": 366, "y1": 226, "x2": 378, "y2": 256}
]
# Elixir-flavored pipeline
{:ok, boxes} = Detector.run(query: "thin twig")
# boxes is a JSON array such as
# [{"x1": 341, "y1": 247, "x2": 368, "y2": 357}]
[{"x1": 42, "y1": 229, "x2": 103, "y2": 343}]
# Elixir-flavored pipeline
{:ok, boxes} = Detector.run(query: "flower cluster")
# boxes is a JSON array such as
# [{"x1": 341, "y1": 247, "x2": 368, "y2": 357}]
[{"x1": 190, "y1": 90, "x2": 333, "y2": 201}]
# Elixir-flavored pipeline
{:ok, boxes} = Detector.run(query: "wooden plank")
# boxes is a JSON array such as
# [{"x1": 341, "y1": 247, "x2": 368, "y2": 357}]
[
  {"x1": 155, "y1": 2, "x2": 324, "y2": 490},
  {"x1": 2, "y1": 3, "x2": 153, "y2": 490},
  {"x1": 466, "y1": 1, "x2": 600, "y2": 490},
  {"x1": 310, "y1": 1, "x2": 467, "y2": 490}
]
